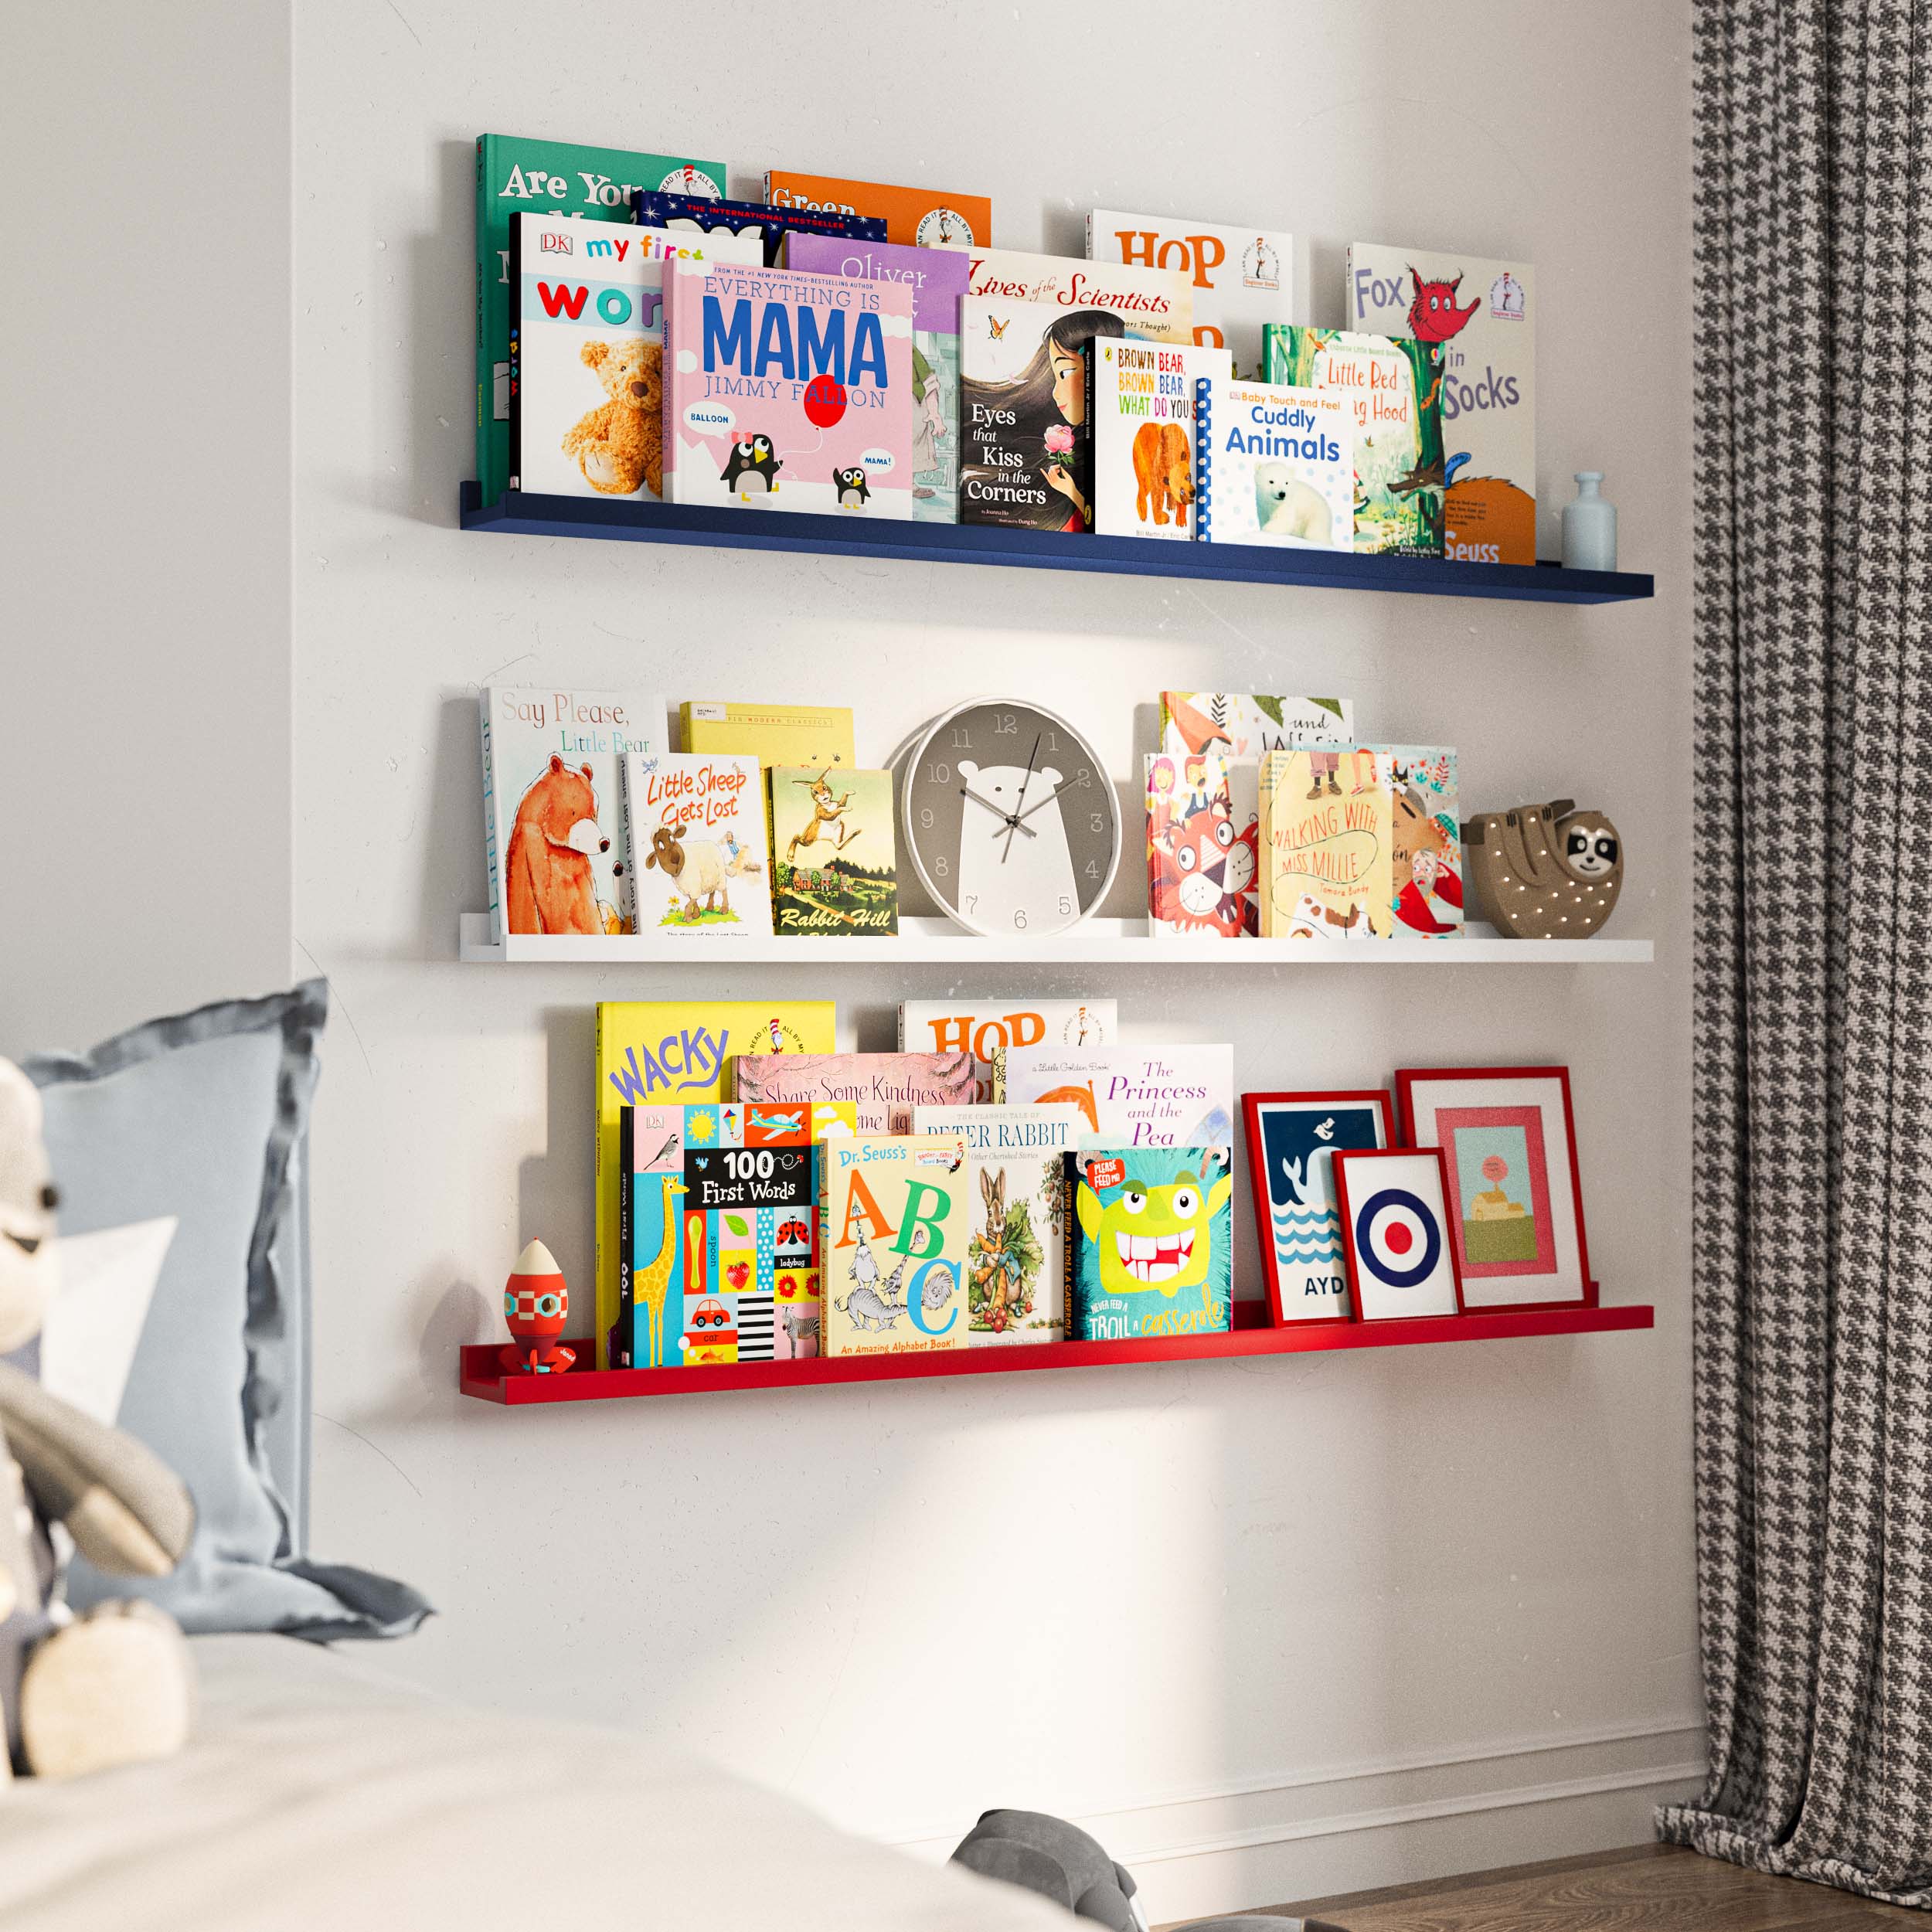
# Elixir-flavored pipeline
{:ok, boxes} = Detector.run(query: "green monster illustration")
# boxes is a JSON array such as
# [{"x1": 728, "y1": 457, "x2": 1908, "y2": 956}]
[{"x1": 1075, "y1": 1162, "x2": 1233, "y2": 1302}]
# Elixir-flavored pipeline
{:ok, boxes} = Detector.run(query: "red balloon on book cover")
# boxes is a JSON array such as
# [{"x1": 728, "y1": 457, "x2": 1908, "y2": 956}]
[
  {"x1": 802, "y1": 374, "x2": 847, "y2": 427},
  {"x1": 501, "y1": 1237, "x2": 576, "y2": 1376}
]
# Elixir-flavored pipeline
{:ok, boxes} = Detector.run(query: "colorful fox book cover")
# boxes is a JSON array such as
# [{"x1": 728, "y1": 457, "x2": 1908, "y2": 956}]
[
  {"x1": 766, "y1": 171, "x2": 991, "y2": 250},
  {"x1": 913, "y1": 1104, "x2": 1086, "y2": 1344},
  {"x1": 479, "y1": 685, "x2": 665, "y2": 943},
  {"x1": 622, "y1": 751, "x2": 770, "y2": 935},
  {"x1": 967, "y1": 249, "x2": 1193, "y2": 343},
  {"x1": 1069, "y1": 1146, "x2": 1234, "y2": 1339},
  {"x1": 1261, "y1": 326, "x2": 1445, "y2": 558},
  {"x1": 770, "y1": 767, "x2": 898, "y2": 936},
  {"x1": 1258, "y1": 750, "x2": 1393, "y2": 939},
  {"x1": 995, "y1": 1046, "x2": 1235, "y2": 1148},
  {"x1": 1159, "y1": 692, "x2": 1354, "y2": 759},
  {"x1": 786, "y1": 236, "x2": 970, "y2": 522},
  {"x1": 662, "y1": 256, "x2": 914, "y2": 517},
  {"x1": 1369, "y1": 745, "x2": 1464, "y2": 937},
  {"x1": 1087, "y1": 212, "x2": 1293, "y2": 380},
  {"x1": 1145, "y1": 752, "x2": 1259, "y2": 939},
  {"x1": 1345, "y1": 245, "x2": 1535, "y2": 564},
  {"x1": 1194, "y1": 376, "x2": 1354, "y2": 550},
  {"x1": 733, "y1": 1052, "x2": 975, "y2": 1134},
  {"x1": 819, "y1": 1135, "x2": 971, "y2": 1357},
  {"x1": 1090, "y1": 338, "x2": 1230, "y2": 540},
  {"x1": 475, "y1": 134, "x2": 722, "y2": 507},
  {"x1": 595, "y1": 1000, "x2": 835, "y2": 1367},
  {"x1": 898, "y1": 998, "x2": 1117, "y2": 1102}
]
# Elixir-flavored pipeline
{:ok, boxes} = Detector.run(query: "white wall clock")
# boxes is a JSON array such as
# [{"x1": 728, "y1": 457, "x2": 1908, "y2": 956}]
[{"x1": 900, "y1": 699, "x2": 1122, "y2": 937}]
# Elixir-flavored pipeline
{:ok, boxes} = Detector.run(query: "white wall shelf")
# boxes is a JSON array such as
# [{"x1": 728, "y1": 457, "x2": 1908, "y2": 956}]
[{"x1": 457, "y1": 913, "x2": 1652, "y2": 967}]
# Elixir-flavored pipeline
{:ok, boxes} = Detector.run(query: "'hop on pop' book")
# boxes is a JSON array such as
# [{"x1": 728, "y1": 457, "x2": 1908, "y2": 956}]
[
  {"x1": 899, "y1": 998, "x2": 1117, "y2": 1102},
  {"x1": 1069, "y1": 1145, "x2": 1235, "y2": 1339}
]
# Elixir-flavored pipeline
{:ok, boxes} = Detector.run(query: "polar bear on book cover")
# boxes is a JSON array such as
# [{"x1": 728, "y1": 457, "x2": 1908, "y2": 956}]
[{"x1": 955, "y1": 760, "x2": 1077, "y2": 924}]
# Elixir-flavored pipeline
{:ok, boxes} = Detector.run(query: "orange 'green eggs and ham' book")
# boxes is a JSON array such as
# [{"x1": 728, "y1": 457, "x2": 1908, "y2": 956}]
[
  {"x1": 764, "y1": 169, "x2": 991, "y2": 250},
  {"x1": 595, "y1": 999, "x2": 835, "y2": 1367}
]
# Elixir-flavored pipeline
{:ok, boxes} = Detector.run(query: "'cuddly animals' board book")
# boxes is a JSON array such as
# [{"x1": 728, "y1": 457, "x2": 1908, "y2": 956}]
[
  {"x1": 995, "y1": 1046, "x2": 1235, "y2": 1148},
  {"x1": 1159, "y1": 692, "x2": 1354, "y2": 759},
  {"x1": 766, "y1": 171, "x2": 991, "y2": 250},
  {"x1": 1262, "y1": 326, "x2": 1444, "y2": 557},
  {"x1": 733, "y1": 1053, "x2": 976, "y2": 1134},
  {"x1": 631, "y1": 190, "x2": 885, "y2": 267},
  {"x1": 913, "y1": 1104, "x2": 1085, "y2": 1344},
  {"x1": 966, "y1": 250, "x2": 1193, "y2": 343},
  {"x1": 786, "y1": 236, "x2": 971, "y2": 522},
  {"x1": 480, "y1": 685, "x2": 665, "y2": 944},
  {"x1": 1068, "y1": 1146, "x2": 1235, "y2": 1340},
  {"x1": 1345, "y1": 245, "x2": 1535, "y2": 565},
  {"x1": 595, "y1": 1000, "x2": 835, "y2": 1367},
  {"x1": 1090, "y1": 339, "x2": 1230, "y2": 541},
  {"x1": 1145, "y1": 753, "x2": 1259, "y2": 940},
  {"x1": 1193, "y1": 376, "x2": 1354, "y2": 551},
  {"x1": 898, "y1": 999, "x2": 1117, "y2": 1103},
  {"x1": 662, "y1": 257, "x2": 914, "y2": 518},
  {"x1": 770, "y1": 767, "x2": 899, "y2": 937},
  {"x1": 474, "y1": 134, "x2": 722, "y2": 507},
  {"x1": 1258, "y1": 750, "x2": 1393, "y2": 939},
  {"x1": 621, "y1": 751, "x2": 770, "y2": 936},
  {"x1": 1086, "y1": 212, "x2": 1294, "y2": 381},
  {"x1": 819, "y1": 1136, "x2": 971, "y2": 1357},
  {"x1": 1369, "y1": 744, "x2": 1464, "y2": 938}
]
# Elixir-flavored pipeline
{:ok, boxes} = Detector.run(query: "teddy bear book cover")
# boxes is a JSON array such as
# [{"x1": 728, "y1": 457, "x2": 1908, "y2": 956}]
[
  {"x1": 1090, "y1": 338, "x2": 1230, "y2": 542},
  {"x1": 1069, "y1": 1146, "x2": 1235, "y2": 1340},
  {"x1": 661, "y1": 255, "x2": 914, "y2": 517}
]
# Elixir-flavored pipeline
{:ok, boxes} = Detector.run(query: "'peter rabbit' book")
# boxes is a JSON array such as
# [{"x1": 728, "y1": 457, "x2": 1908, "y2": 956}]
[
  {"x1": 1068, "y1": 1145, "x2": 1235, "y2": 1339},
  {"x1": 480, "y1": 685, "x2": 665, "y2": 944},
  {"x1": 1194, "y1": 376, "x2": 1353, "y2": 550},
  {"x1": 995, "y1": 1045, "x2": 1235, "y2": 1148},
  {"x1": 621, "y1": 751, "x2": 770, "y2": 935},
  {"x1": 912, "y1": 1104, "x2": 1086, "y2": 1345},
  {"x1": 1159, "y1": 692, "x2": 1354, "y2": 758},
  {"x1": 898, "y1": 998, "x2": 1117, "y2": 1103},
  {"x1": 820, "y1": 1136, "x2": 971, "y2": 1357},
  {"x1": 733, "y1": 1052, "x2": 976, "y2": 1134},
  {"x1": 1345, "y1": 245, "x2": 1535, "y2": 564},
  {"x1": 770, "y1": 768, "x2": 900, "y2": 936},
  {"x1": 1258, "y1": 750, "x2": 1393, "y2": 939},
  {"x1": 1090, "y1": 338, "x2": 1230, "y2": 540},
  {"x1": 661, "y1": 256, "x2": 914, "y2": 517},
  {"x1": 1086, "y1": 212, "x2": 1294, "y2": 380},
  {"x1": 1145, "y1": 752, "x2": 1260, "y2": 939}
]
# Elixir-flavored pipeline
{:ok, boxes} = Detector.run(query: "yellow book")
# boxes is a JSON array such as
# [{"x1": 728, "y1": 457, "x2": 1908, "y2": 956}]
[
  {"x1": 595, "y1": 999, "x2": 835, "y2": 1366},
  {"x1": 679, "y1": 702, "x2": 857, "y2": 853},
  {"x1": 819, "y1": 1135, "x2": 971, "y2": 1357},
  {"x1": 1259, "y1": 750, "x2": 1392, "y2": 939}
]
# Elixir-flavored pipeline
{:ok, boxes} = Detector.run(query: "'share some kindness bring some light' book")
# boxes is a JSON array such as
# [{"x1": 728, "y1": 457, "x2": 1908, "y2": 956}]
[{"x1": 621, "y1": 751, "x2": 770, "y2": 935}]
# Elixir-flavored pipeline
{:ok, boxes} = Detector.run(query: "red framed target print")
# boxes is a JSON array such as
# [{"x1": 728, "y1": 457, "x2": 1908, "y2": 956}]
[{"x1": 1332, "y1": 1147, "x2": 1465, "y2": 1322}]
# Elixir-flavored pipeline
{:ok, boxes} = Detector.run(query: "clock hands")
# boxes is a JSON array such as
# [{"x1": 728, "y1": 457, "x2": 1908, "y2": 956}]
[
  {"x1": 959, "y1": 785, "x2": 1036, "y2": 840},
  {"x1": 1000, "y1": 733, "x2": 1042, "y2": 864},
  {"x1": 1011, "y1": 780, "x2": 1070, "y2": 828}
]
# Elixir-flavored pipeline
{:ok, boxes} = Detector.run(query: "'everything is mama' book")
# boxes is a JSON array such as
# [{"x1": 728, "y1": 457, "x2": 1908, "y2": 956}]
[
  {"x1": 1194, "y1": 376, "x2": 1354, "y2": 550},
  {"x1": 1090, "y1": 338, "x2": 1230, "y2": 540},
  {"x1": 662, "y1": 257, "x2": 914, "y2": 517},
  {"x1": 480, "y1": 685, "x2": 665, "y2": 942},
  {"x1": 820, "y1": 1136, "x2": 971, "y2": 1357},
  {"x1": 1159, "y1": 692, "x2": 1354, "y2": 758},
  {"x1": 621, "y1": 751, "x2": 770, "y2": 935},
  {"x1": 1069, "y1": 1145, "x2": 1235, "y2": 1339},
  {"x1": 1258, "y1": 750, "x2": 1392, "y2": 939},
  {"x1": 766, "y1": 170, "x2": 991, "y2": 250},
  {"x1": 995, "y1": 1045, "x2": 1235, "y2": 1148},
  {"x1": 898, "y1": 998, "x2": 1117, "y2": 1102},
  {"x1": 770, "y1": 768, "x2": 899, "y2": 937},
  {"x1": 734, "y1": 1052, "x2": 975, "y2": 1134}
]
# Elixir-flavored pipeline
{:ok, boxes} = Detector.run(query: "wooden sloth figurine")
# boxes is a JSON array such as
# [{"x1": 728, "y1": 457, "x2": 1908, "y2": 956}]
[{"x1": 1461, "y1": 799, "x2": 1624, "y2": 938}]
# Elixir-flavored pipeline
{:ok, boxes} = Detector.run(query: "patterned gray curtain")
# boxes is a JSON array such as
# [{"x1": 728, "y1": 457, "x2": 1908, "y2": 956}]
[{"x1": 1655, "y1": 0, "x2": 1932, "y2": 1903}]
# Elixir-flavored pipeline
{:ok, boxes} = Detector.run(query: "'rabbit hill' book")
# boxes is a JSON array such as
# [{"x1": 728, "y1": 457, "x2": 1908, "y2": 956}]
[
  {"x1": 1090, "y1": 338, "x2": 1230, "y2": 540},
  {"x1": 765, "y1": 171, "x2": 991, "y2": 250},
  {"x1": 913, "y1": 1104, "x2": 1085, "y2": 1345},
  {"x1": 1068, "y1": 1145, "x2": 1235, "y2": 1339},
  {"x1": 1086, "y1": 212, "x2": 1293, "y2": 380},
  {"x1": 1258, "y1": 750, "x2": 1393, "y2": 939},
  {"x1": 595, "y1": 999, "x2": 835, "y2": 1366},
  {"x1": 1159, "y1": 692, "x2": 1354, "y2": 758},
  {"x1": 995, "y1": 1046, "x2": 1235, "y2": 1148},
  {"x1": 475, "y1": 134, "x2": 723, "y2": 507},
  {"x1": 786, "y1": 236, "x2": 971, "y2": 522},
  {"x1": 820, "y1": 1136, "x2": 971, "y2": 1356},
  {"x1": 1370, "y1": 744, "x2": 1464, "y2": 938},
  {"x1": 631, "y1": 190, "x2": 884, "y2": 266},
  {"x1": 967, "y1": 250, "x2": 1193, "y2": 343},
  {"x1": 770, "y1": 767, "x2": 899, "y2": 937},
  {"x1": 480, "y1": 685, "x2": 665, "y2": 943},
  {"x1": 662, "y1": 257, "x2": 914, "y2": 518},
  {"x1": 1194, "y1": 376, "x2": 1354, "y2": 551},
  {"x1": 1145, "y1": 752, "x2": 1259, "y2": 940},
  {"x1": 1345, "y1": 245, "x2": 1535, "y2": 565},
  {"x1": 899, "y1": 998, "x2": 1117, "y2": 1102},
  {"x1": 1262, "y1": 326, "x2": 1444, "y2": 557},
  {"x1": 621, "y1": 751, "x2": 770, "y2": 935},
  {"x1": 734, "y1": 1053, "x2": 976, "y2": 1134}
]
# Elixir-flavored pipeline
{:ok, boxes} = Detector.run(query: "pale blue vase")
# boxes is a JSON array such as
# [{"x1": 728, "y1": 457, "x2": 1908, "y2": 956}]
[{"x1": 1563, "y1": 471, "x2": 1618, "y2": 572}]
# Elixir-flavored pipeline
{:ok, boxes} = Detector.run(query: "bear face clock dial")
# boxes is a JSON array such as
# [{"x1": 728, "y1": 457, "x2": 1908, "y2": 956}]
[{"x1": 901, "y1": 700, "x2": 1122, "y2": 938}]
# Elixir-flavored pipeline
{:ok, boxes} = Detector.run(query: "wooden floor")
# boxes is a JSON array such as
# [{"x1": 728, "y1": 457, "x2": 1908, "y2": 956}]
[{"x1": 1218, "y1": 1843, "x2": 1926, "y2": 1930}]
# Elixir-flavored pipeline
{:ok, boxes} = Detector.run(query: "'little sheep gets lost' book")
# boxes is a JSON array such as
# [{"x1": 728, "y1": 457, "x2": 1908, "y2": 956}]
[{"x1": 622, "y1": 751, "x2": 771, "y2": 935}]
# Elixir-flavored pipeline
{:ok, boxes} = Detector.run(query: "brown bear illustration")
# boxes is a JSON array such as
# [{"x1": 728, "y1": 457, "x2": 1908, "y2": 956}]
[
  {"x1": 1132, "y1": 420, "x2": 1193, "y2": 526},
  {"x1": 560, "y1": 338, "x2": 663, "y2": 498},
  {"x1": 505, "y1": 754, "x2": 617, "y2": 935}
]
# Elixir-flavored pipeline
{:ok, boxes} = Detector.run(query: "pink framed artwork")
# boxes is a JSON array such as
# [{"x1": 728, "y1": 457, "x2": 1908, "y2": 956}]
[
  {"x1": 1395, "y1": 1066, "x2": 1595, "y2": 1309},
  {"x1": 1332, "y1": 1146, "x2": 1465, "y2": 1322}
]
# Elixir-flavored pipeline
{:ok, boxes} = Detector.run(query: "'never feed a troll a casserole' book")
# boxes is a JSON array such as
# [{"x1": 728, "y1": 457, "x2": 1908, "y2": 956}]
[{"x1": 661, "y1": 257, "x2": 914, "y2": 517}]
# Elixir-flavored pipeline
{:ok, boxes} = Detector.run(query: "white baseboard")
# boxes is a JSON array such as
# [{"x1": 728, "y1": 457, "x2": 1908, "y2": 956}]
[{"x1": 886, "y1": 1719, "x2": 1706, "y2": 1926}]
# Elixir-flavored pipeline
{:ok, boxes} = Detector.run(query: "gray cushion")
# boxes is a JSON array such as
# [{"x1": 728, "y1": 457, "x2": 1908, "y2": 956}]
[{"x1": 22, "y1": 983, "x2": 430, "y2": 1640}]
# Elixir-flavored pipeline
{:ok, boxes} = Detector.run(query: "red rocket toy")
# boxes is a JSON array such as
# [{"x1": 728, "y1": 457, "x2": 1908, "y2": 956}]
[{"x1": 500, "y1": 1238, "x2": 576, "y2": 1375}]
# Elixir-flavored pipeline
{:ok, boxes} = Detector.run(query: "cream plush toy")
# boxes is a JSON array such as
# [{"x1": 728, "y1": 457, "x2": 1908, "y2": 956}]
[{"x1": 0, "y1": 1058, "x2": 197, "y2": 1783}]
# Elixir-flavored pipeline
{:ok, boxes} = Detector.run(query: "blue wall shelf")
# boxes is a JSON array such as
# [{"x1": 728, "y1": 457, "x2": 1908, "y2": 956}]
[{"x1": 457, "y1": 485, "x2": 1654, "y2": 605}]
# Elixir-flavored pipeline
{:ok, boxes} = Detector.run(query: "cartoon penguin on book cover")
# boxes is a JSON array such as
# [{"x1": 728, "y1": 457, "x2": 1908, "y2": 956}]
[
  {"x1": 721, "y1": 434, "x2": 782, "y2": 497},
  {"x1": 832, "y1": 466, "x2": 871, "y2": 509}
]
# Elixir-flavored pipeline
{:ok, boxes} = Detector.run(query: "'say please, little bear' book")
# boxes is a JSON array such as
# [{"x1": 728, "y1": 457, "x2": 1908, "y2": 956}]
[
  {"x1": 770, "y1": 767, "x2": 899, "y2": 936},
  {"x1": 621, "y1": 751, "x2": 770, "y2": 935},
  {"x1": 1069, "y1": 1145, "x2": 1235, "y2": 1339},
  {"x1": 820, "y1": 1136, "x2": 971, "y2": 1357},
  {"x1": 662, "y1": 256, "x2": 914, "y2": 517}
]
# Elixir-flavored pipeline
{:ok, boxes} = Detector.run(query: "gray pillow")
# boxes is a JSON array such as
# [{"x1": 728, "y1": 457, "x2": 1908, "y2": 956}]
[{"x1": 22, "y1": 983, "x2": 430, "y2": 1640}]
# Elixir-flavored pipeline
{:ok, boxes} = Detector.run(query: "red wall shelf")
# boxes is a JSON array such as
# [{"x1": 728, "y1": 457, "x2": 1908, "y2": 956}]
[{"x1": 459, "y1": 1297, "x2": 1651, "y2": 1406}]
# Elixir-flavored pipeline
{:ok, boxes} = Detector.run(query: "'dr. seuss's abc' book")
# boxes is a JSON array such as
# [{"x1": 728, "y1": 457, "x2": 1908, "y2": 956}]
[
  {"x1": 819, "y1": 1136, "x2": 971, "y2": 1357},
  {"x1": 1090, "y1": 338, "x2": 1230, "y2": 541},
  {"x1": 1069, "y1": 1145, "x2": 1235, "y2": 1340},
  {"x1": 662, "y1": 257, "x2": 915, "y2": 518},
  {"x1": 621, "y1": 751, "x2": 770, "y2": 936},
  {"x1": 1194, "y1": 376, "x2": 1354, "y2": 551},
  {"x1": 770, "y1": 767, "x2": 900, "y2": 937}
]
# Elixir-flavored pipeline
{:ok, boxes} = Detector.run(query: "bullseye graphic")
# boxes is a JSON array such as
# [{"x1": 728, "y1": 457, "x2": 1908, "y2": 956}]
[{"x1": 1353, "y1": 1188, "x2": 1442, "y2": 1290}]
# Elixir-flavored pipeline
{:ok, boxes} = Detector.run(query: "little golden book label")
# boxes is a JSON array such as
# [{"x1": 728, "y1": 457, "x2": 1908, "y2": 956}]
[
  {"x1": 821, "y1": 1136, "x2": 971, "y2": 1356},
  {"x1": 1070, "y1": 1145, "x2": 1234, "y2": 1339}
]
